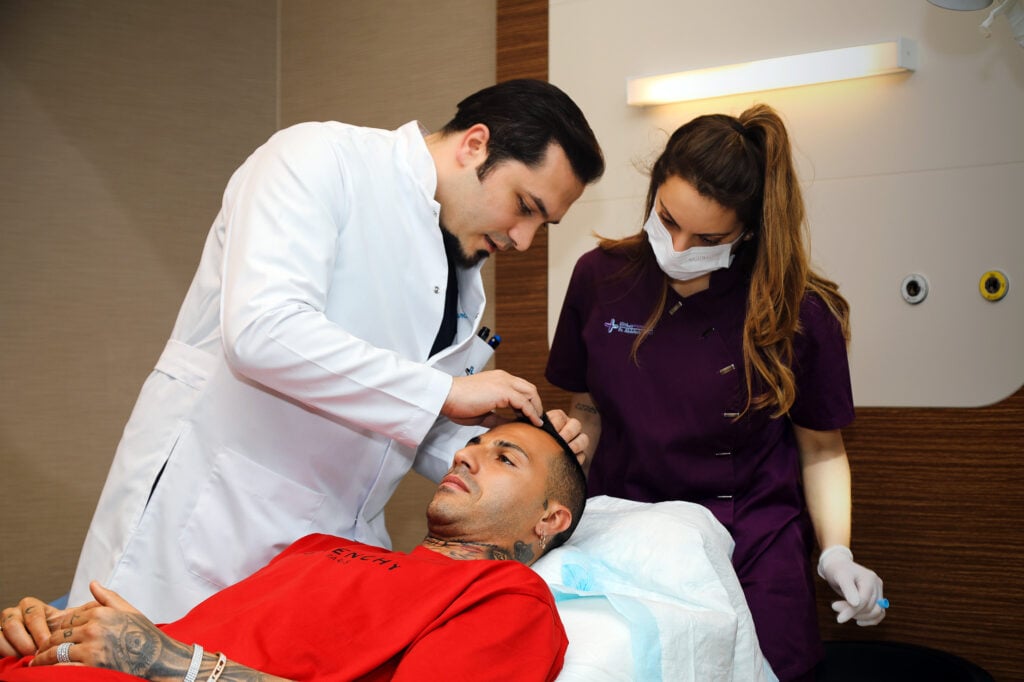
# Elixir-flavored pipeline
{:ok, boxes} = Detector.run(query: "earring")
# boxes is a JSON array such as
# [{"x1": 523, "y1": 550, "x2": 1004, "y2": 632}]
[{"x1": 539, "y1": 534, "x2": 547, "y2": 551}]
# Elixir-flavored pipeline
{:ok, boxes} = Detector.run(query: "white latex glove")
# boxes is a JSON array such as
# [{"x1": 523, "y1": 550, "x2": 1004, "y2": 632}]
[{"x1": 817, "y1": 545, "x2": 887, "y2": 626}]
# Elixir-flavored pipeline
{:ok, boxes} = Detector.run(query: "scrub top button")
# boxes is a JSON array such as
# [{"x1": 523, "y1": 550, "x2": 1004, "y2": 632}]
[{"x1": 434, "y1": 286, "x2": 440, "y2": 294}]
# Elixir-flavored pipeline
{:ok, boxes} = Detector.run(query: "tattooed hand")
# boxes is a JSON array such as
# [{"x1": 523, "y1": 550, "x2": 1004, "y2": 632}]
[
  {"x1": 0, "y1": 596, "x2": 79, "y2": 658},
  {"x1": 29, "y1": 581, "x2": 192, "y2": 678},
  {"x1": 28, "y1": 581, "x2": 294, "y2": 681}
]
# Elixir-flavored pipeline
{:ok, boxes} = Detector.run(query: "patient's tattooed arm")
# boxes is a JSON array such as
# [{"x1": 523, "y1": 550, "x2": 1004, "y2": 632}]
[
  {"x1": 30, "y1": 586, "x2": 294, "y2": 681},
  {"x1": 98, "y1": 617, "x2": 293, "y2": 680}
]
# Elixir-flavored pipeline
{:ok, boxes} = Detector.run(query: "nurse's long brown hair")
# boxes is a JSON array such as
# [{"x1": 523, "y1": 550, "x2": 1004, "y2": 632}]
[{"x1": 600, "y1": 104, "x2": 849, "y2": 417}]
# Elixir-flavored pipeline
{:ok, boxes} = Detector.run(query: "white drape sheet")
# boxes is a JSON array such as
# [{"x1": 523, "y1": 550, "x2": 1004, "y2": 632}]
[{"x1": 533, "y1": 496, "x2": 778, "y2": 682}]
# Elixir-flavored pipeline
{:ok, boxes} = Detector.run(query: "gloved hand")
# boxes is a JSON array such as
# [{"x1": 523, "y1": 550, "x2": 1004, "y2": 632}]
[{"x1": 817, "y1": 545, "x2": 886, "y2": 626}]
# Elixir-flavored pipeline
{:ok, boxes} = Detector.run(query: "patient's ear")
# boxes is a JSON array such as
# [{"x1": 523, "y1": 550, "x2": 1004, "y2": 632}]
[{"x1": 536, "y1": 502, "x2": 572, "y2": 539}]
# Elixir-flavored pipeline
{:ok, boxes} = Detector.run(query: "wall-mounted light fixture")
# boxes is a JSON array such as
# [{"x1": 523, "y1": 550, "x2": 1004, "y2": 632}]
[{"x1": 626, "y1": 38, "x2": 917, "y2": 106}]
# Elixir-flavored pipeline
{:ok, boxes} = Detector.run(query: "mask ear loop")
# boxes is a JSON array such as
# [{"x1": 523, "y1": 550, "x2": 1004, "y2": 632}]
[{"x1": 729, "y1": 231, "x2": 752, "y2": 255}]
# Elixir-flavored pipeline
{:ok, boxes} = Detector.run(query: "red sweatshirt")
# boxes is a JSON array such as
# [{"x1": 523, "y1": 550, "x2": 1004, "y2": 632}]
[{"x1": 0, "y1": 534, "x2": 567, "y2": 681}]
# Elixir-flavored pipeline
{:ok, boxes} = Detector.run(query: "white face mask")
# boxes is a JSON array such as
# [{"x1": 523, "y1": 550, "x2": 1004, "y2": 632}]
[{"x1": 643, "y1": 209, "x2": 741, "y2": 281}]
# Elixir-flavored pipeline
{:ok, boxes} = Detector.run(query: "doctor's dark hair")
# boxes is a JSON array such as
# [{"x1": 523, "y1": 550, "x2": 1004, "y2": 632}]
[
  {"x1": 600, "y1": 104, "x2": 850, "y2": 418},
  {"x1": 520, "y1": 414, "x2": 587, "y2": 554},
  {"x1": 441, "y1": 79, "x2": 604, "y2": 187}
]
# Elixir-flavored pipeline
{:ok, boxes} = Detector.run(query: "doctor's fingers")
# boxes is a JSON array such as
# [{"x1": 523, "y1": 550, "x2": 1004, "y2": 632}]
[
  {"x1": 445, "y1": 372, "x2": 543, "y2": 425},
  {"x1": 481, "y1": 370, "x2": 543, "y2": 422}
]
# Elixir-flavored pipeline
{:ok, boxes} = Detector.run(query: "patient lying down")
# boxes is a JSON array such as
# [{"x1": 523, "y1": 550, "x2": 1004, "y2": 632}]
[{"x1": 0, "y1": 420, "x2": 587, "y2": 682}]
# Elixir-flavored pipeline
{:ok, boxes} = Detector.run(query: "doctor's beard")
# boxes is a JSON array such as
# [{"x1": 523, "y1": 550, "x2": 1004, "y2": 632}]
[{"x1": 440, "y1": 225, "x2": 489, "y2": 268}]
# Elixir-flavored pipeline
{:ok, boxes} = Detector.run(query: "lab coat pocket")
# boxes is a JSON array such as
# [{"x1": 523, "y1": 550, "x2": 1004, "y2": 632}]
[
  {"x1": 179, "y1": 449, "x2": 327, "y2": 589},
  {"x1": 461, "y1": 334, "x2": 496, "y2": 376},
  {"x1": 431, "y1": 334, "x2": 495, "y2": 378}
]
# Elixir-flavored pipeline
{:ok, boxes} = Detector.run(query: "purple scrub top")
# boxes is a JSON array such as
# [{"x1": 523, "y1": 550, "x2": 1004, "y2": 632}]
[{"x1": 546, "y1": 244, "x2": 855, "y2": 681}]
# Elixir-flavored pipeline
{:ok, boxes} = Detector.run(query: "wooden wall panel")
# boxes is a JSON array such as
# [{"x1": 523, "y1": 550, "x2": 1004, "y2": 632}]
[
  {"x1": 816, "y1": 386, "x2": 1024, "y2": 680},
  {"x1": 496, "y1": 2, "x2": 1024, "y2": 680},
  {"x1": 497, "y1": 0, "x2": 547, "y2": 82},
  {"x1": 495, "y1": 0, "x2": 572, "y2": 414}
]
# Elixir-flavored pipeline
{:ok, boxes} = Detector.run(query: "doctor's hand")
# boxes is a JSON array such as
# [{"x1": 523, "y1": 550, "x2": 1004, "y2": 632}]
[
  {"x1": 818, "y1": 545, "x2": 886, "y2": 626},
  {"x1": 0, "y1": 596, "x2": 80, "y2": 657},
  {"x1": 443, "y1": 370, "x2": 544, "y2": 428},
  {"x1": 544, "y1": 409, "x2": 589, "y2": 463}
]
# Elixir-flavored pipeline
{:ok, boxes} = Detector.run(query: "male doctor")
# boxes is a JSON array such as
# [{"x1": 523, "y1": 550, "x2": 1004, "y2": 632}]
[{"x1": 68, "y1": 78, "x2": 605, "y2": 622}]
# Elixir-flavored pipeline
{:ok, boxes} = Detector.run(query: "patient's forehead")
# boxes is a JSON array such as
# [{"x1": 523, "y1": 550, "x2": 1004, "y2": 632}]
[{"x1": 484, "y1": 422, "x2": 560, "y2": 460}]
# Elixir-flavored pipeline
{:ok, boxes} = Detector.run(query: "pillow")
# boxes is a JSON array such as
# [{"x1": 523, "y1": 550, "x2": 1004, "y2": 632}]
[{"x1": 533, "y1": 496, "x2": 777, "y2": 682}]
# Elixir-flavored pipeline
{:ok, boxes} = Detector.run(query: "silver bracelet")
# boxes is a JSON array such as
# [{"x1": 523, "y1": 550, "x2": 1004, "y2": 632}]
[
  {"x1": 183, "y1": 643, "x2": 204, "y2": 682},
  {"x1": 206, "y1": 652, "x2": 228, "y2": 682}
]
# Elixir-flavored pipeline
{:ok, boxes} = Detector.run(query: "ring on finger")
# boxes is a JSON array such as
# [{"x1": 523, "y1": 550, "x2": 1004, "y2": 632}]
[{"x1": 56, "y1": 641, "x2": 73, "y2": 664}]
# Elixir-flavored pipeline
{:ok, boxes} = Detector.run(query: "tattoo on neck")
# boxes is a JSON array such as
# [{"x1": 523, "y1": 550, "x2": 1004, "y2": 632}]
[
  {"x1": 423, "y1": 536, "x2": 531, "y2": 563},
  {"x1": 513, "y1": 541, "x2": 536, "y2": 564}
]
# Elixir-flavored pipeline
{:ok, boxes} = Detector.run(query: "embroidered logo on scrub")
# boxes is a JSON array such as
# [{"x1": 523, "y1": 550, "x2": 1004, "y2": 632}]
[{"x1": 604, "y1": 318, "x2": 645, "y2": 335}]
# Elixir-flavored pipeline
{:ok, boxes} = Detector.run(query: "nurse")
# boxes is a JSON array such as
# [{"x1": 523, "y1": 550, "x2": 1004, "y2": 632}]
[
  {"x1": 69, "y1": 79, "x2": 605, "y2": 623},
  {"x1": 546, "y1": 104, "x2": 883, "y2": 681}
]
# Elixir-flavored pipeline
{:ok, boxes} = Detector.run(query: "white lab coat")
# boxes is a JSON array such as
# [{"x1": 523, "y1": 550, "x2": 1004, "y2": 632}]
[{"x1": 69, "y1": 121, "x2": 491, "y2": 622}]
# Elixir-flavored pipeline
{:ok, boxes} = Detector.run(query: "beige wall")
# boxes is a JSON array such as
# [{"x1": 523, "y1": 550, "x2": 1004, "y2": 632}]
[
  {"x1": 1, "y1": 0, "x2": 495, "y2": 606},
  {"x1": 0, "y1": 0, "x2": 279, "y2": 607},
  {"x1": 280, "y1": 1, "x2": 496, "y2": 133}
]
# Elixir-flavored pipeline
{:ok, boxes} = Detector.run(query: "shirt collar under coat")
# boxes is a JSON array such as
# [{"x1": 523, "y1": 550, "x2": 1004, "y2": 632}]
[{"x1": 395, "y1": 121, "x2": 488, "y2": 354}]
